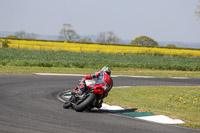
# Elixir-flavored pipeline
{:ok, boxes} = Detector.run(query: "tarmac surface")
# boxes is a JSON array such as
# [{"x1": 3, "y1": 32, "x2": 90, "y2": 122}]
[{"x1": 0, "y1": 74, "x2": 200, "y2": 133}]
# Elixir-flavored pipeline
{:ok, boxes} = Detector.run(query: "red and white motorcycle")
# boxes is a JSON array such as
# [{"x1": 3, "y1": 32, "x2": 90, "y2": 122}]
[{"x1": 63, "y1": 79, "x2": 104, "y2": 112}]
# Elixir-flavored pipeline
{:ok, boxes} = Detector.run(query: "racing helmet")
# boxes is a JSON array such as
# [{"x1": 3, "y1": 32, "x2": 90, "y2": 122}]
[{"x1": 101, "y1": 66, "x2": 111, "y2": 75}]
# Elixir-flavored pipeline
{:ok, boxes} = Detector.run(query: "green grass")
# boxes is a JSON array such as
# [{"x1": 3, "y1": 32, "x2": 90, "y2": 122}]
[
  {"x1": 104, "y1": 86, "x2": 200, "y2": 129},
  {"x1": 1, "y1": 48, "x2": 200, "y2": 71},
  {"x1": 0, "y1": 65, "x2": 99, "y2": 75},
  {"x1": 1, "y1": 65, "x2": 200, "y2": 78},
  {"x1": 1, "y1": 48, "x2": 200, "y2": 77}
]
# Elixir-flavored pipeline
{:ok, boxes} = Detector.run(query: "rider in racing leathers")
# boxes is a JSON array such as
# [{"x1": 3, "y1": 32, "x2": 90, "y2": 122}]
[{"x1": 65, "y1": 66, "x2": 113, "y2": 109}]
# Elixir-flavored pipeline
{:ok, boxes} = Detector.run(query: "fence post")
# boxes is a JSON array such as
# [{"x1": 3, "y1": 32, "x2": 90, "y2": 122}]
[
  {"x1": 80, "y1": 47, "x2": 82, "y2": 53},
  {"x1": 58, "y1": 45, "x2": 60, "y2": 51},
  {"x1": 0, "y1": 42, "x2": 2, "y2": 48},
  {"x1": 122, "y1": 49, "x2": 124, "y2": 55},
  {"x1": 194, "y1": 53, "x2": 196, "y2": 58},
  {"x1": 99, "y1": 48, "x2": 101, "y2": 54},
  {"x1": 170, "y1": 51, "x2": 172, "y2": 57},
  {"x1": 18, "y1": 44, "x2": 20, "y2": 49},
  {"x1": 152, "y1": 52, "x2": 154, "y2": 56}
]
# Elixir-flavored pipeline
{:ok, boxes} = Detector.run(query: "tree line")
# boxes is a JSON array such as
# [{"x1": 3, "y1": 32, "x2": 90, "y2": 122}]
[
  {"x1": 5, "y1": 24, "x2": 160, "y2": 47},
  {"x1": 58, "y1": 23, "x2": 121, "y2": 44},
  {"x1": 5, "y1": 24, "x2": 122, "y2": 44},
  {"x1": 4, "y1": 25, "x2": 175, "y2": 48},
  {"x1": 58, "y1": 23, "x2": 176, "y2": 47}
]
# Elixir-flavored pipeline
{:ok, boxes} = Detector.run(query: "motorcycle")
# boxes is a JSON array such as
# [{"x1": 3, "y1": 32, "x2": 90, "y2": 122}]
[{"x1": 63, "y1": 79, "x2": 104, "y2": 112}]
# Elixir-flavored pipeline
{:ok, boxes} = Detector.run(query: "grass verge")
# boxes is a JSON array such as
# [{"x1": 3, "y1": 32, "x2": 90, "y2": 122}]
[
  {"x1": 104, "y1": 86, "x2": 200, "y2": 129},
  {"x1": 1, "y1": 65, "x2": 200, "y2": 78}
]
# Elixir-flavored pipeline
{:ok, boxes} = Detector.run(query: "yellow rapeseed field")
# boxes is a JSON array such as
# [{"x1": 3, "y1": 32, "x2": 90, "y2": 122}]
[{"x1": 1, "y1": 38, "x2": 200, "y2": 57}]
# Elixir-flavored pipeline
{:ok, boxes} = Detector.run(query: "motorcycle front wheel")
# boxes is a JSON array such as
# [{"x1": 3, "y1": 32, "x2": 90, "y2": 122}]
[
  {"x1": 63, "y1": 101, "x2": 71, "y2": 109},
  {"x1": 74, "y1": 93, "x2": 96, "y2": 112}
]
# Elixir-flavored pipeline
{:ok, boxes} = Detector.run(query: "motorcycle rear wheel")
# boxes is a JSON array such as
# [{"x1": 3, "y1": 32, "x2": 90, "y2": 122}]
[{"x1": 74, "y1": 93, "x2": 96, "y2": 112}]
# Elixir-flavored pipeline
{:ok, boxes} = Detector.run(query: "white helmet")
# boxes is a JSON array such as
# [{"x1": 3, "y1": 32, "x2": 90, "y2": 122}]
[{"x1": 101, "y1": 66, "x2": 111, "y2": 75}]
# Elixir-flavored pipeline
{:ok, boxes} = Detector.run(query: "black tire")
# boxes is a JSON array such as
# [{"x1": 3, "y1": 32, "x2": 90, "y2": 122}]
[
  {"x1": 63, "y1": 102, "x2": 71, "y2": 109},
  {"x1": 74, "y1": 93, "x2": 96, "y2": 112}
]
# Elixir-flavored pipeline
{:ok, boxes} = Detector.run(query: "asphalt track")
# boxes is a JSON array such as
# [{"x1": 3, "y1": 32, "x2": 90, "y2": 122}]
[{"x1": 0, "y1": 74, "x2": 200, "y2": 133}]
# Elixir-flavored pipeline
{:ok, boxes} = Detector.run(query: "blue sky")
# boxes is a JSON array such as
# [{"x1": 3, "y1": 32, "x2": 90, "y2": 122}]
[{"x1": 0, "y1": 0, "x2": 200, "y2": 43}]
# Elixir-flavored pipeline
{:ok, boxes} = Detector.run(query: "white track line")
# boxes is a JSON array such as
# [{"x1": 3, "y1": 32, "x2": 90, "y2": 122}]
[
  {"x1": 35, "y1": 73, "x2": 191, "y2": 79},
  {"x1": 136, "y1": 115, "x2": 185, "y2": 124},
  {"x1": 35, "y1": 73, "x2": 86, "y2": 76}
]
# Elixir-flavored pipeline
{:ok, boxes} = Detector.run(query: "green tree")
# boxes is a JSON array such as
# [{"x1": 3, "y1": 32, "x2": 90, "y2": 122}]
[{"x1": 130, "y1": 36, "x2": 159, "y2": 46}]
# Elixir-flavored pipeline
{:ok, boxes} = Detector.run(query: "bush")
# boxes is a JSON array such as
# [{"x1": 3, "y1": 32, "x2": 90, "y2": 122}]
[
  {"x1": 166, "y1": 44, "x2": 176, "y2": 48},
  {"x1": 130, "y1": 36, "x2": 159, "y2": 46},
  {"x1": 1, "y1": 40, "x2": 9, "y2": 48},
  {"x1": 5, "y1": 35, "x2": 18, "y2": 39}
]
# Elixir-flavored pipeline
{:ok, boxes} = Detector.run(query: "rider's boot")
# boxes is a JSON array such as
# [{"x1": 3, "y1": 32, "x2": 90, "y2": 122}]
[{"x1": 95, "y1": 100, "x2": 103, "y2": 109}]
